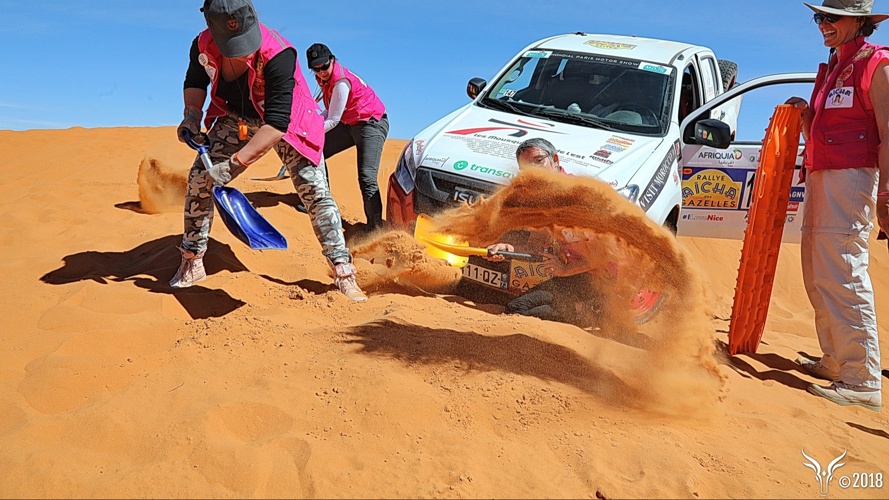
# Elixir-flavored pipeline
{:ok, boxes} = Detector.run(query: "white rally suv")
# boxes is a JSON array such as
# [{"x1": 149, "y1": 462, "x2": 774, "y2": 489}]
[{"x1": 386, "y1": 32, "x2": 812, "y2": 296}]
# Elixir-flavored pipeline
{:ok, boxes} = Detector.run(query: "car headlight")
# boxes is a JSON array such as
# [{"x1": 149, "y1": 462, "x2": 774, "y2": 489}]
[
  {"x1": 617, "y1": 185, "x2": 640, "y2": 203},
  {"x1": 393, "y1": 140, "x2": 417, "y2": 193}
]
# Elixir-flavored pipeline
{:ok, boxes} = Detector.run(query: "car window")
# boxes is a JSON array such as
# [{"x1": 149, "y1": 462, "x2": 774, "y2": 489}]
[
  {"x1": 482, "y1": 49, "x2": 674, "y2": 136},
  {"x1": 699, "y1": 56, "x2": 719, "y2": 101}
]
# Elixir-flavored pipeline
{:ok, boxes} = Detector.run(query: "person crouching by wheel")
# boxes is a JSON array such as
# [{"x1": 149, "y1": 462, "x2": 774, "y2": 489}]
[
  {"x1": 170, "y1": 0, "x2": 367, "y2": 302},
  {"x1": 307, "y1": 43, "x2": 390, "y2": 232}
]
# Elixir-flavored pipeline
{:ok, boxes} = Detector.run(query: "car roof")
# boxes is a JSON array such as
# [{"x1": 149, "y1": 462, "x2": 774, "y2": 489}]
[{"x1": 532, "y1": 33, "x2": 700, "y2": 65}]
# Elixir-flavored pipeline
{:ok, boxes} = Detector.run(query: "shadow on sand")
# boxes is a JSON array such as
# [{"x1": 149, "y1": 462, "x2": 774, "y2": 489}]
[{"x1": 40, "y1": 235, "x2": 249, "y2": 320}]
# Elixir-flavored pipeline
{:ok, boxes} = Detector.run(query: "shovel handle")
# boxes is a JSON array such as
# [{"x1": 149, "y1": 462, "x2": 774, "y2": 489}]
[
  {"x1": 180, "y1": 130, "x2": 214, "y2": 171},
  {"x1": 488, "y1": 249, "x2": 545, "y2": 262}
]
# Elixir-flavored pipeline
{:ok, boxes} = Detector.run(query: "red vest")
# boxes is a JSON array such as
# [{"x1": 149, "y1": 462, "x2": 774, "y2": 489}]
[
  {"x1": 317, "y1": 61, "x2": 386, "y2": 125},
  {"x1": 806, "y1": 37, "x2": 887, "y2": 172},
  {"x1": 197, "y1": 24, "x2": 324, "y2": 166}
]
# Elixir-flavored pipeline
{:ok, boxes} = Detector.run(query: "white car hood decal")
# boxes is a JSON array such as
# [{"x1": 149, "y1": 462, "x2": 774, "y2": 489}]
[{"x1": 417, "y1": 106, "x2": 662, "y2": 190}]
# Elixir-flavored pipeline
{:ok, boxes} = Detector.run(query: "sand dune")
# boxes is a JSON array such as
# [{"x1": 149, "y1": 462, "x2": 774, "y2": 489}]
[{"x1": 0, "y1": 126, "x2": 887, "y2": 499}]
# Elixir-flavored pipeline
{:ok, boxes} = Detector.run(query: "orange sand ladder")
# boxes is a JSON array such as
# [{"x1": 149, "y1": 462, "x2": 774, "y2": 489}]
[{"x1": 728, "y1": 104, "x2": 802, "y2": 355}]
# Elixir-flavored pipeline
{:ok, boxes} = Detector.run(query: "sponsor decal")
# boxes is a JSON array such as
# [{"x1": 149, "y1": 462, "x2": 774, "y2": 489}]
[
  {"x1": 681, "y1": 213, "x2": 726, "y2": 222},
  {"x1": 639, "y1": 140, "x2": 680, "y2": 211},
  {"x1": 826, "y1": 87, "x2": 854, "y2": 109},
  {"x1": 422, "y1": 155, "x2": 448, "y2": 168},
  {"x1": 591, "y1": 134, "x2": 637, "y2": 165},
  {"x1": 199, "y1": 53, "x2": 217, "y2": 81},
  {"x1": 584, "y1": 40, "x2": 636, "y2": 50},
  {"x1": 510, "y1": 261, "x2": 552, "y2": 291},
  {"x1": 523, "y1": 50, "x2": 552, "y2": 59},
  {"x1": 836, "y1": 64, "x2": 854, "y2": 87},
  {"x1": 451, "y1": 160, "x2": 514, "y2": 179},
  {"x1": 682, "y1": 168, "x2": 742, "y2": 209},
  {"x1": 447, "y1": 118, "x2": 564, "y2": 138},
  {"x1": 696, "y1": 148, "x2": 744, "y2": 165},
  {"x1": 853, "y1": 46, "x2": 875, "y2": 61},
  {"x1": 638, "y1": 62, "x2": 672, "y2": 75}
]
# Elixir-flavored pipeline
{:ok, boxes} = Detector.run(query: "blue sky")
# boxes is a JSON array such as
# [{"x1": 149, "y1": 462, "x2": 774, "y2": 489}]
[{"x1": 4, "y1": 0, "x2": 889, "y2": 140}]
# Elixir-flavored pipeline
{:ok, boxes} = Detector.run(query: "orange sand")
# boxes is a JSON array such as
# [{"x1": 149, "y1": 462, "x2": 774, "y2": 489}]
[{"x1": 0, "y1": 126, "x2": 887, "y2": 499}]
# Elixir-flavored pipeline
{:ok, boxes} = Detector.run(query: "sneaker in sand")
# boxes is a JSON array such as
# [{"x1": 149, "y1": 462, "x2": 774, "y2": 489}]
[
  {"x1": 333, "y1": 262, "x2": 367, "y2": 302},
  {"x1": 169, "y1": 246, "x2": 206, "y2": 288},
  {"x1": 796, "y1": 356, "x2": 839, "y2": 381},
  {"x1": 808, "y1": 382, "x2": 882, "y2": 412},
  {"x1": 629, "y1": 288, "x2": 665, "y2": 324}
]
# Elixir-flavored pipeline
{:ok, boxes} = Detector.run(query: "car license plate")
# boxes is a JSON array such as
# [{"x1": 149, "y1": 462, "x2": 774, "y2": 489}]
[{"x1": 462, "y1": 263, "x2": 507, "y2": 289}]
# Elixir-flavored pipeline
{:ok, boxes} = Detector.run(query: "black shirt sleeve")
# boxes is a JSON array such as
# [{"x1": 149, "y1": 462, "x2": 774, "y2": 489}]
[
  {"x1": 262, "y1": 48, "x2": 296, "y2": 133},
  {"x1": 184, "y1": 36, "x2": 211, "y2": 91}
]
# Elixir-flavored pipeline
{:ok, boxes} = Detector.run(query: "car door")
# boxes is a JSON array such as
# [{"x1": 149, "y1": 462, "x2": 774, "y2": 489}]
[{"x1": 676, "y1": 72, "x2": 817, "y2": 243}]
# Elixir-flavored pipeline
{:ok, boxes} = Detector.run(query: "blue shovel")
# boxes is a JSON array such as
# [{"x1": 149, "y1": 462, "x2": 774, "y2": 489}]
[{"x1": 181, "y1": 130, "x2": 287, "y2": 250}]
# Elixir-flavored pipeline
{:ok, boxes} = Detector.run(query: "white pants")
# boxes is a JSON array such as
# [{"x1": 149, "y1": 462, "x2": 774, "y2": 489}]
[{"x1": 801, "y1": 167, "x2": 881, "y2": 389}]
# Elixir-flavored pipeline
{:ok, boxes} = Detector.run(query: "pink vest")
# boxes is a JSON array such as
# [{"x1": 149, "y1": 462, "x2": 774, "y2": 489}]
[
  {"x1": 198, "y1": 24, "x2": 324, "y2": 166},
  {"x1": 317, "y1": 61, "x2": 386, "y2": 125},
  {"x1": 806, "y1": 37, "x2": 886, "y2": 172}
]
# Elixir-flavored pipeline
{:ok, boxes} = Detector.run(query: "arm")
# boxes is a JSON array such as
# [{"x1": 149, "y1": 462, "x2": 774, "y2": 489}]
[
  {"x1": 870, "y1": 61, "x2": 889, "y2": 234},
  {"x1": 178, "y1": 37, "x2": 209, "y2": 140},
  {"x1": 323, "y1": 79, "x2": 351, "y2": 133}
]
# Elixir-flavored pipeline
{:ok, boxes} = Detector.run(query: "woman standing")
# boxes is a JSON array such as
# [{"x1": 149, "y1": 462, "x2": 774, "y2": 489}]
[
  {"x1": 307, "y1": 43, "x2": 390, "y2": 231},
  {"x1": 786, "y1": 0, "x2": 889, "y2": 411}
]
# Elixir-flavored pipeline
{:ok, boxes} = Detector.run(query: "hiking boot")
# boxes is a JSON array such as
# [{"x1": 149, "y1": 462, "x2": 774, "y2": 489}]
[
  {"x1": 169, "y1": 246, "x2": 206, "y2": 288},
  {"x1": 808, "y1": 382, "x2": 882, "y2": 412},
  {"x1": 333, "y1": 262, "x2": 367, "y2": 302},
  {"x1": 629, "y1": 288, "x2": 665, "y2": 324},
  {"x1": 796, "y1": 356, "x2": 840, "y2": 381}
]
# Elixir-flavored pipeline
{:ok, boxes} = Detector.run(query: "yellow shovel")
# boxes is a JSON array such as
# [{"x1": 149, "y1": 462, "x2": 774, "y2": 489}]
[{"x1": 413, "y1": 214, "x2": 543, "y2": 268}]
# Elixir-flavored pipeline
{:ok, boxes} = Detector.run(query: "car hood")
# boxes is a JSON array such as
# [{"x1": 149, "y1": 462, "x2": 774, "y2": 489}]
[{"x1": 415, "y1": 105, "x2": 663, "y2": 190}]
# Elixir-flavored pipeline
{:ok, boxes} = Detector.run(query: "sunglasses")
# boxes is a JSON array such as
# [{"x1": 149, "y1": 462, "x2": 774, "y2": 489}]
[
  {"x1": 813, "y1": 12, "x2": 844, "y2": 24},
  {"x1": 311, "y1": 60, "x2": 332, "y2": 73}
]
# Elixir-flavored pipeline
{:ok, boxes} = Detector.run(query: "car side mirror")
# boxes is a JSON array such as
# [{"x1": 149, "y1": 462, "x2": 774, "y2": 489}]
[
  {"x1": 693, "y1": 118, "x2": 732, "y2": 149},
  {"x1": 467, "y1": 78, "x2": 487, "y2": 100}
]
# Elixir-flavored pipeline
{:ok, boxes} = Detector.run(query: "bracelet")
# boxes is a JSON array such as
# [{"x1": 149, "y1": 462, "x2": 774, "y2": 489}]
[{"x1": 233, "y1": 152, "x2": 251, "y2": 168}]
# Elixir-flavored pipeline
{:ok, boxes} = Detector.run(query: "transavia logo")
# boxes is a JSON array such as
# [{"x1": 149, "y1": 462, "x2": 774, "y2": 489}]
[
  {"x1": 802, "y1": 449, "x2": 846, "y2": 496},
  {"x1": 453, "y1": 160, "x2": 469, "y2": 171}
]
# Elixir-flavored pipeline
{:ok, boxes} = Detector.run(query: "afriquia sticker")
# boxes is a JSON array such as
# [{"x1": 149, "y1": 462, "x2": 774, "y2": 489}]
[
  {"x1": 826, "y1": 87, "x2": 854, "y2": 109},
  {"x1": 682, "y1": 168, "x2": 742, "y2": 209},
  {"x1": 584, "y1": 40, "x2": 636, "y2": 50}
]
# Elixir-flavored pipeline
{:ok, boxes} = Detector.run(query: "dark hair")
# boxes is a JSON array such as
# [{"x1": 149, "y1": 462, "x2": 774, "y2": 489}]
[
  {"x1": 860, "y1": 17, "x2": 879, "y2": 37},
  {"x1": 515, "y1": 137, "x2": 557, "y2": 160}
]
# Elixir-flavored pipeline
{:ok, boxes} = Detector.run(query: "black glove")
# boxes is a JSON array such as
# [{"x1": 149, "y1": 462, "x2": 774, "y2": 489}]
[{"x1": 177, "y1": 107, "x2": 202, "y2": 143}]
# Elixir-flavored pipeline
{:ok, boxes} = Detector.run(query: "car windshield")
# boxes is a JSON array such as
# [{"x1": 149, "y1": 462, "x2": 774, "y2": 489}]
[{"x1": 480, "y1": 49, "x2": 674, "y2": 136}]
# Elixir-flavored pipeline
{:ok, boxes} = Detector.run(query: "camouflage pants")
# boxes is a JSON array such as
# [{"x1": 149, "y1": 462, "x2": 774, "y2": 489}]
[{"x1": 180, "y1": 114, "x2": 351, "y2": 264}]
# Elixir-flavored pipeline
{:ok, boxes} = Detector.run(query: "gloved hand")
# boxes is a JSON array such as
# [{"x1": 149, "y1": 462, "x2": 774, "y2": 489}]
[
  {"x1": 207, "y1": 157, "x2": 233, "y2": 186},
  {"x1": 177, "y1": 107, "x2": 202, "y2": 143}
]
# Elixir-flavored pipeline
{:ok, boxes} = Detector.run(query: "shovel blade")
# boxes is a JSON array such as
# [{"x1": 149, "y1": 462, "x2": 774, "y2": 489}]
[
  {"x1": 414, "y1": 214, "x2": 470, "y2": 267},
  {"x1": 212, "y1": 186, "x2": 287, "y2": 250}
]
